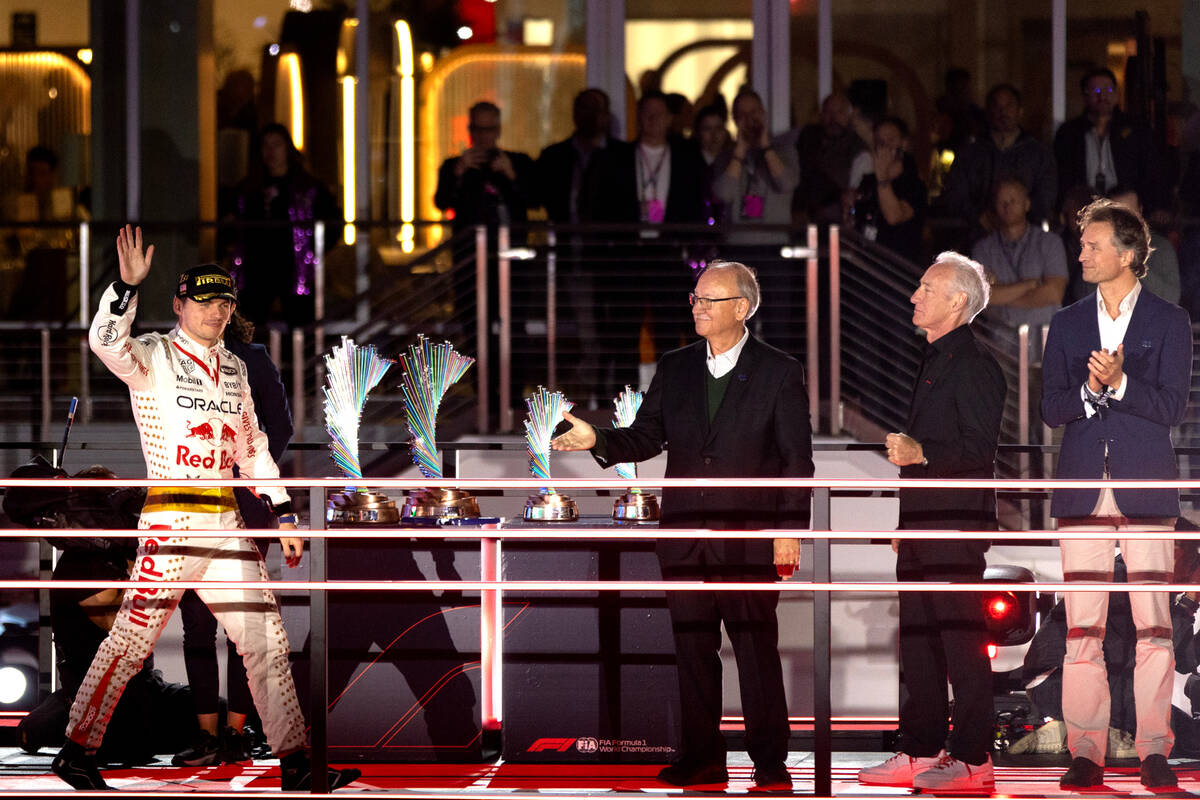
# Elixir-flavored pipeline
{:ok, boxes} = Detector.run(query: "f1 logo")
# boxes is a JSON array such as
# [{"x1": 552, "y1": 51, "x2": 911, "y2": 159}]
[{"x1": 527, "y1": 737, "x2": 577, "y2": 752}]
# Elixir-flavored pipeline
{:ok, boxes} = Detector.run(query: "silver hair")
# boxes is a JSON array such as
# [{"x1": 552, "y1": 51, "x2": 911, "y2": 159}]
[
  {"x1": 699, "y1": 260, "x2": 761, "y2": 319},
  {"x1": 932, "y1": 250, "x2": 990, "y2": 322}
]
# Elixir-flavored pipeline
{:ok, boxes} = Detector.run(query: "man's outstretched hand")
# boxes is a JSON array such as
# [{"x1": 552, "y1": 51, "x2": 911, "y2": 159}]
[
  {"x1": 551, "y1": 410, "x2": 597, "y2": 451},
  {"x1": 116, "y1": 224, "x2": 154, "y2": 286}
]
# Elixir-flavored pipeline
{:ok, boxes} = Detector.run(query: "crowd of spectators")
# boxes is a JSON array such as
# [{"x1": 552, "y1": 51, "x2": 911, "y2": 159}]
[{"x1": 433, "y1": 61, "x2": 1200, "y2": 370}]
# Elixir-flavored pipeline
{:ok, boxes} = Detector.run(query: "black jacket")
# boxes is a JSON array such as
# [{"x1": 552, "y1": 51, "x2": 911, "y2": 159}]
[
  {"x1": 1053, "y1": 110, "x2": 1164, "y2": 212},
  {"x1": 898, "y1": 324, "x2": 1005, "y2": 531},
  {"x1": 225, "y1": 338, "x2": 292, "y2": 528},
  {"x1": 535, "y1": 136, "x2": 632, "y2": 224},
  {"x1": 588, "y1": 139, "x2": 707, "y2": 224},
  {"x1": 593, "y1": 334, "x2": 814, "y2": 567},
  {"x1": 433, "y1": 149, "x2": 536, "y2": 231}
]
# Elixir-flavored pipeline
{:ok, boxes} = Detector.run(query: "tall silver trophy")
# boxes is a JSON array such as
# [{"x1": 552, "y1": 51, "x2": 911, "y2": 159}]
[
  {"x1": 322, "y1": 337, "x2": 399, "y2": 525},
  {"x1": 522, "y1": 386, "x2": 579, "y2": 521},
  {"x1": 396, "y1": 335, "x2": 481, "y2": 519},
  {"x1": 610, "y1": 386, "x2": 660, "y2": 522}
]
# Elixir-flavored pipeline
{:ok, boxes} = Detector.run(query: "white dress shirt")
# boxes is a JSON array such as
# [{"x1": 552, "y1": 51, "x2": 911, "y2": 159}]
[
  {"x1": 706, "y1": 326, "x2": 749, "y2": 378},
  {"x1": 1080, "y1": 281, "x2": 1139, "y2": 416}
]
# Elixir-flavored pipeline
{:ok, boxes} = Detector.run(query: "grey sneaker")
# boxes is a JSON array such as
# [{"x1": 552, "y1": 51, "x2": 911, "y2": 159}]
[
  {"x1": 1008, "y1": 719, "x2": 1067, "y2": 754},
  {"x1": 858, "y1": 750, "x2": 946, "y2": 787}
]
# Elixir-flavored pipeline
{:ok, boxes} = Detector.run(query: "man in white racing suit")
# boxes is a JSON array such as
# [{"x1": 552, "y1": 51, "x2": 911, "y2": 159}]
[{"x1": 52, "y1": 225, "x2": 359, "y2": 792}]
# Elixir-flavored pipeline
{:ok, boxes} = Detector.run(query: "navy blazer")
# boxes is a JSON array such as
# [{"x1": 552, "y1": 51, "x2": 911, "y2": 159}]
[
  {"x1": 592, "y1": 335, "x2": 814, "y2": 569},
  {"x1": 1041, "y1": 288, "x2": 1192, "y2": 518}
]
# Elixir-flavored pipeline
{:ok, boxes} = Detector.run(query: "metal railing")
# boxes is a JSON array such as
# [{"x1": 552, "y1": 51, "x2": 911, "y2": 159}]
[{"x1": 3, "y1": 468, "x2": 1200, "y2": 795}]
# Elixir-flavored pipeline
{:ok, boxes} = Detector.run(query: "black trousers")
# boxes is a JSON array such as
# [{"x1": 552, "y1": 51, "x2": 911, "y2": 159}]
[
  {"x1": 896, "y1": 539, "x2": 993, "y2": 763},
  {"x1": 660, "y1": 557, "x2": 789, "y2": 768}
]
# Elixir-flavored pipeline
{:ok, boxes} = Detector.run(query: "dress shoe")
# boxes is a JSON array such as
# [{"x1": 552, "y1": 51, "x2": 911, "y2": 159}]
[
  {"x1": 657, "y1": 761, "x2": 729, "y2": 787},
  {"x1": 1140, "y1": 753, "x2": 1177, "y2": 788},
  {"x1": 1059, "y1": 756, "x2": 1104, "y2": 789},
  {"x1": 279, "y1": 751, "x2": 362, "y2": 792},
  {"x1": 750, "y1": 761, "x2": 792, "y2": 791}
]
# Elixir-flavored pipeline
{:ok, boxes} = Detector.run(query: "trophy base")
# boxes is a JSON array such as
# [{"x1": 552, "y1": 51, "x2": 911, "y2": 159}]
[
  {"x1": 612, "y1": 492, "x2": 660, "y2": 522},
  {"x1": 326, "y1": 491, "x2": 401, "y2": 526},
  {"x1": 523, "y1": 492, "x2": 579, "y2": 522},
  {"x1": 403, "y1": 488, "x2": 481, "y2": 519}
]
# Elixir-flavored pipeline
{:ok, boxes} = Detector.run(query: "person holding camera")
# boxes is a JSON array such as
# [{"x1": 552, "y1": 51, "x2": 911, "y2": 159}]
[
  {"x1": 435, "y1": 100, "x2": 535, "y2": 423},
  {"x1": 434, "y1": 100, "x2": 535, "y2": 237}
]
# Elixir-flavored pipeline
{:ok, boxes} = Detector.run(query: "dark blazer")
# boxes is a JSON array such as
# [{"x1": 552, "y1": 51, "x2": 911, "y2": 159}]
[
  {"x1": 1042, "y1": 288, "x2": 1192, "y2": 518},
  {"x1": 1053, "y1": 111, "x2": 1163, "y2": 211},
  {"x1": 535, "y1": 136, "x2": 632, "y2": 224},
  {"x1": 433, "y1": 149, "x2": 536, "y2": 231},
  {"x1": 899, "y1": 324, "x2": 1005, "y2": 530},
  {"x1": 588, "y1": 139, "x2": 707, "y2": 224},
  {"x1": 593, "y1": 335, "x2": 814, "y2": 567},
  {"x1": 225, "y1": 338, "x2": 293, "y2": 528}
]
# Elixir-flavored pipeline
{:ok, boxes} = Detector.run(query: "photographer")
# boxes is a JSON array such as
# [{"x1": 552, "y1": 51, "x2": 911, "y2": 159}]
[
  {"x1": 434, "y1": 100, "x2": 535, "y2": 237},
  {"x1": 435, "y1": 100, "x2": 535, "y2": 422}
]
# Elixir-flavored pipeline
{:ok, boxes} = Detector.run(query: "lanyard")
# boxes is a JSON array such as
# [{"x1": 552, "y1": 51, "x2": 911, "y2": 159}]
[{"x1": 638, "y1": 144, "x2": 669, "y2": 201}]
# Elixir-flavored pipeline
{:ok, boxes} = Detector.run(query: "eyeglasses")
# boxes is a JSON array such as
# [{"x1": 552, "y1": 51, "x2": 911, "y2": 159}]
[{"x1": 688, "y1": 293, "x2": 744, "y2": 310}]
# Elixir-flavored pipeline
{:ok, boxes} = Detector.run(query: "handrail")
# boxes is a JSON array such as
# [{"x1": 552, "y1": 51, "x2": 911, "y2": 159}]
[{"x1": 1, "y1": 470, "x2": 1193, "y2": 795}]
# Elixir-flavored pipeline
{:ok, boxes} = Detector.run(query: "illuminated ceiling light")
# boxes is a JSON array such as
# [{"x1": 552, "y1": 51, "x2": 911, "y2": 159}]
[
  {"x1": 268, "y1": 43, "x2": 280, "y2": 56},
  {"x1": 290, "y1": 0, "x2": 313, "y2": 11},
  {"x1": 47, "y1": 87, "x2": 58, "y2": 99},
  {"x1": 457, "y1": 26, "x2": 474, "y2": 40},
  {"x1": 76, "y1": 48, "x2": 92, "y2": 64},
  {"x1": 342, "y1": 76, "x2": 357, "y2": 246},
  {"x1": 253, "y1": 16, "x2": 267, "y2": 28},
  {"x1": 419, "y1": 51, "x2": 434, "y2": 72}
]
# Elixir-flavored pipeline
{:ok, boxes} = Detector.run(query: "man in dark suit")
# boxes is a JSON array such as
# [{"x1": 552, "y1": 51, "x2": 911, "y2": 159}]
[
  {"x1": 589, "y1": 90, "x2": 708, "y2": 388},
  {"x1": 552, "y1": 261, "x2": 813, "y2": 791},
  {"x1": 1054, "y1": 68, "x2": 1164, "y2": 216},
  {"x1": 858, "y1": 252, "x2": 1004, "y2": 793},
  {"x1": 535, "y1": 88, "x2": 627, "y2": 226},
  {"x1": 534, "y1": 88, "x2": 630, "y2": 398},
  {"x1": 1042, "y1": 198, "x2": 1192, "y2": 790}
]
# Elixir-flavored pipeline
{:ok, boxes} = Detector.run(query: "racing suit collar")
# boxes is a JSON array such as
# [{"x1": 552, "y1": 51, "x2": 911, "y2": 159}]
[{"x1": 172, "y1": 325, "x2": 224, "y2": 359}]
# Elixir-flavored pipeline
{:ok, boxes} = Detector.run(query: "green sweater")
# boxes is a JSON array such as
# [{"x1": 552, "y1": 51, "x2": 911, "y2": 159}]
[{"x1": 706, "y1": 370, "x2": 734, "y2": 422}]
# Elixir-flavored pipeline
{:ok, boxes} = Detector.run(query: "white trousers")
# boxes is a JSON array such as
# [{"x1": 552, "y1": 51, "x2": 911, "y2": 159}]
[
  {"x1": 65, "y1": 511, "x2": 306, "y2": 756},
  {"x1": 1059, "y1": 518, "x2": 1175, "y2": 763}
]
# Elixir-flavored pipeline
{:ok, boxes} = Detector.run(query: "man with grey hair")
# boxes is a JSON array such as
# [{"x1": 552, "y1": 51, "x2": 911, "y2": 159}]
[
  {"x1": 860, "y1": 251, "x2": 1005, "y2": 793},
  {"x1": 553, "y1": 259, "x2": 813, "y2": 791},
  {"x1": 1043, "y1": 198, "x2": 1191, "y2": 790}
]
